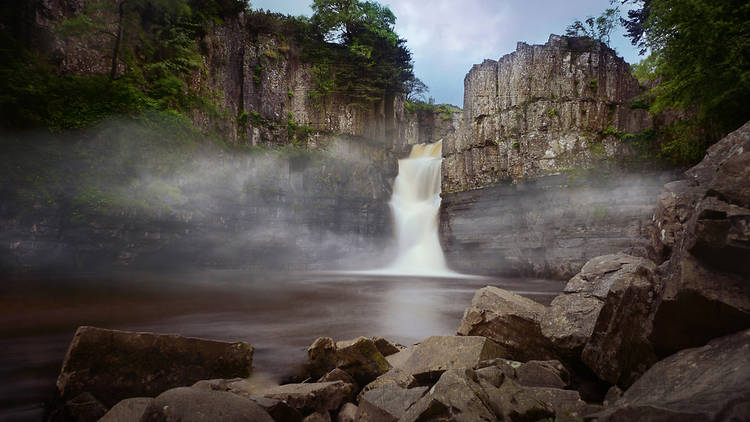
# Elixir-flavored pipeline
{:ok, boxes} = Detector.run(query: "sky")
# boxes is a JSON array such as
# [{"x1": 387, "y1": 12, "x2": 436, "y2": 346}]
[{"x1": 249, "y1": 0, "x2": 643, "y2": 107}]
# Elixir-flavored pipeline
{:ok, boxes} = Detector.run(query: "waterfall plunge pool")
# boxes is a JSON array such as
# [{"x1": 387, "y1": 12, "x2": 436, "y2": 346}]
[{"x1": 0, "y1": 271, "x2": 562, "y2": 420}]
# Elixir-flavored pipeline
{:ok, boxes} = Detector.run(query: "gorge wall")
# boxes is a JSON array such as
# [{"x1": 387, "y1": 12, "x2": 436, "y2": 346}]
[{"x1": 440, "y1": 35, "x2": 674, "y2": 278}]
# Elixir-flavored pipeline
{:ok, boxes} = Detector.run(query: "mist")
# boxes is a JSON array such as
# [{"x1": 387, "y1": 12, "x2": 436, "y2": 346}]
[{"x1": 0, "y1": 116, "x2": 399, "y2": 275}]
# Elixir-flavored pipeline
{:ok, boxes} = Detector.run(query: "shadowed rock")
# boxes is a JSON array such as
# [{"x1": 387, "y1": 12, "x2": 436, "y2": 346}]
[
  {"x1": 458, "y1": 287, "x2": 555, "y2": 361},
  {"x1": 372, "y1": 337, "x2": 401, "y2": 357},
  {"x1": 140, "y1": 387, "x2": 273, "y2": 422},
  {"x1": 64, "y1": 392, "x2": 107, "y2": 422},
  {"x1": 356, "y1": 384, "x2": 428, "y2": 422},
  {"x1": 516, "y1": 360, "x2": 570, "y2": 389},
  {"x1": 335, "y1": 337, "x2": 391, "y2": 385},
  {"x1": 56, "y1": 326, "x2": 253, "y2": 407},
  {"x1": 400, "y1": 369, "x2": 497, "y2": 422},
  {"x1": 592, "y1": 329, "x2": 750, "y2": 421},
  {"x1": 99, "y1": 397, "x2": 153, "y2": 422},
  {"x1": 337, "y1": 402, "x2": 357, "y2": 422}
]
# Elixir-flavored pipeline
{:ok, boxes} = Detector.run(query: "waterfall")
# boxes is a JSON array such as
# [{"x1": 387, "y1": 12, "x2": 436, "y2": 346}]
[{"x1": 380, "y1": 140, "x2": 457, "y2": 277}]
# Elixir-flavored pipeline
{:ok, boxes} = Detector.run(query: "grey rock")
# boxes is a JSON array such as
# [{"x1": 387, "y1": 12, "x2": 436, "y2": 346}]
[
  {"x1": 98, "y1": 397, "x2": 152, "y2": 422},
  {"x1": 602, "y1": 386, "x2": 622, "y2": 407},
  {"x1": 400, "y1": 336, "x2": 507, "y2": 384},
  {"x1": 302, "y1": 412, "x2": 331, "y2": 422},
  {"x1": 515, "y1": 360, "x2": 569, "y2": 389},
  {"x1": 356, "y1": 384, "x2": 428, "y2": 422},
  {"x1": 245, "y1": 395, "x2": 303, "y2": 422},
  {"x1": 140, "y1": 387, "x2": 273, "y2": 422},
  {"x1": 383, "y1": 346, "x2": 413, "y2": 369},
  {"x1": 400, "y1": 369, "x2": 497, "y2": 422},
  {"x1": 481, "y1": 377, "x2": 554, "y2": 422},
  {"x1": 593, "y1": 329, "x2": 750, "y2": 421},
  {"x1": 305, "y1": 337, "x2": 337, "y2": 380},
  {"x1": 56, "y1": 326, "x2": 253, "y2": 407},
  {"x1": 580, "y1": 256, "x2": 660, "y2": 387},
  {"x1": 261, "y1": 381, "x2": 350, "y2": 414},
  {"x1": 457, "y1": 287, "x2": 555, "y2": 361}
]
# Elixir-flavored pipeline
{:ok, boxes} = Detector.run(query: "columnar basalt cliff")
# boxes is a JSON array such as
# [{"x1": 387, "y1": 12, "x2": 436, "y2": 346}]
[
  {"x1": 439, "y1": 35, "x2": 670, "y2": 278},
  {"x1": 443, "y1": 35, "x2": 652, "y2": 191}
]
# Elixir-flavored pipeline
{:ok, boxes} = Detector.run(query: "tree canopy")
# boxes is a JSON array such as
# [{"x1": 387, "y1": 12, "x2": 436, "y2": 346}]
[
  {"x1": 565, "y1": 6, "x2": 620, "y2": 47},
  {"x1": 623, "y1": 0, "x2": 750, "y2": 163}
]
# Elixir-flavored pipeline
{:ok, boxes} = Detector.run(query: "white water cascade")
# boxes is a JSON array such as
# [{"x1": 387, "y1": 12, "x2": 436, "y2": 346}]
[{"x1": 380, "y1": 140, "x2": 457, "y2": 277}]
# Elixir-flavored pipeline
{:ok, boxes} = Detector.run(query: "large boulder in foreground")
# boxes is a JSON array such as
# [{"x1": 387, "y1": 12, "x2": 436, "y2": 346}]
[
  {"x1": 458, "y1": 286, "x2": 555, "y2": 361},
  {"x1": 99, "y1": 397, "x2": 153, "y2": 422},
  {"x1": 541, "y1": 253, "x2": 655, "y2": 355},
  {"x1": 56, "y1": 326, "x2": 254, "y2": 407},
  {"x1": 593, "y1": 329, "x2": 750, "y2": 421},
  {"x1": 399, "y1": 336, "x2": 507, "y2": 383},
  {"x1": 357, "y1": 384, "x2": 428, "y2": 422},
  {"x1": 579, "y1": 255, "x2": 661, "y2": 387},
  {"x1": 260, "y1": 381, "x2": 351, "y2": 414},
  {"x1": 140, "y1": 387, "x2": 273, "y2": 422}
]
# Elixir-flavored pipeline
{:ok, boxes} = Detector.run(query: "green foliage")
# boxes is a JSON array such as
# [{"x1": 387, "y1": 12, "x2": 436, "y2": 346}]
[
  {"x1": 602, "y1": 125, "x2": 623, "y2": 138},
  {"x1": 565, "y1": 6, "x2": 620, "y2": 47},
  {"x1": 547, "y1": 108, "x2": 559, "y2": 118},
  {"x1": 588, "y1": 78, "x2": 598, "y2": 91},
  {"x1": 625, "y1": 0, "x2": 750, "y2": 165}
]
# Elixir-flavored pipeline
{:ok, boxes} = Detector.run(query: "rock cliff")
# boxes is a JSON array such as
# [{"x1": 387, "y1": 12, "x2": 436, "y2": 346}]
[{"x1": 442, "y1": 35, "x2": 651, "y2": 192}]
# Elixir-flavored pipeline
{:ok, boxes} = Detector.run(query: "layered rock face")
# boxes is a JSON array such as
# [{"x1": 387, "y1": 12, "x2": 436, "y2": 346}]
[
  {"x1": 440, "y1": 172, "x2": 672, "y2": 278},
  {"x1": 443, "y1": 35, "x2": 651, "y2": 192},
  {"x1": 402, "y1": 106, "x2": 462, "y2": 146}
]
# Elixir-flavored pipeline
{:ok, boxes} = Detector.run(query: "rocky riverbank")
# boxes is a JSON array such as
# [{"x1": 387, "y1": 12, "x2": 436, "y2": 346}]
[{"x1": 48, "y1": 121, "x2": 750, "y2": 421}]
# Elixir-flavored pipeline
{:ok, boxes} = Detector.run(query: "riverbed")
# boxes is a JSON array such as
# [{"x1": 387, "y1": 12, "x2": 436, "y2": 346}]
[{"x1": 0, "y1": 271, "x2": 562, "y2": 420}]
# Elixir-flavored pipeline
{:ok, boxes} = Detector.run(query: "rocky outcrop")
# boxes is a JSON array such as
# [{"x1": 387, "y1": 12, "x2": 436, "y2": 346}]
[
  {"x1": 140, "y1": 387, "x2": 274, "y2": 422},
  {"x1": 397, "y1": 336, "x2": 506, "y2": 383},
  {"x1": 440, "y1": 172, "x2": 673, "y2": 278},
  {"x1": 402, "y1": 105, "x2": 462, "y2": 146},
  {"x1": 56, "y1": 326, "x2": 254, "y2": 407},
  {"x1": 593, "y1": 329, "x2": 750, "y2": 421},
  {"x1": 647, "y1": 120, "x2": 750, "y2": 357},
  {"x1": 443, "y1": 34, "x2": 651, "y2": 192}
]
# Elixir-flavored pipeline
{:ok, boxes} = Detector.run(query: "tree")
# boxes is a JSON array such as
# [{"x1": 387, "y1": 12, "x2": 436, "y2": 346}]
[
  {"x1": 565, "y1": 6, "x2": 620, "y2": 47},
  {"x1": 624, "y1": 0, "x2": 750, "y2": 162},
  {"x1": 405, "y1": 76, "x2": 428, "y2": 102}
]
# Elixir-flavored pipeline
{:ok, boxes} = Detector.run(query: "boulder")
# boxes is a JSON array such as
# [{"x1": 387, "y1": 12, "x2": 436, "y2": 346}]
[
  {"x1": 261, "y1": 381, "x2": 350, "y2": 414},
  {"x1": 523, "y1": 387, "x2": 587, "y2": 420},
  {"x1": 245, "y1": 396, "x2": 303, "y2": 422},
  {"x1": 140, "y1": 387, "x2": 273, "y2": 422},
  {"x1": 99, "y1": 397, "x2": 153, "y2": 422},
  {"x1": 579, "y1": 256, "x2": 661, "y2": 387},
  {"x1": 593, "y1": 329, "x2": 750, "y2": 421},
  {"x1": 56, "y1": 326, "x2": 253, "y2": 407},
  {"x1": 480, "y1": 377, "x2": 554, "y2": 422},
  {"x1": 356, "y1": 384, "x2": 428, "y2": 422},
  {"x1": 337, "y1": 402, "x2": 357, "y2": 422},
  {"x1": 334, "y1": 337, "x2": 391, "y2": 385},
  {"x1": 515, "y1": 360, "x2": 570, "y2": 389},
  {"x1": 372, "y1": 337, "x2": 401, "y2": 357},
  {"x1": 400, "y1": 369, "x2": 497, "y2": 422},
  {"x1": 64, "y1": 392, "x2": 107, "y2": 422},
  {"x1": 304, "y1": 337, "x2": 338, "y2": 380},
  {"x1": 384, "y1": 346, "x2": 413, "y2": 369},
  {"x1": 458, "y1": 286, "x2": 555, "y2": 361},
  {"x1": 541, "y1": 254, "x2": 653, "y2": 355},
  {"x1": 399, "y1": 336, "x2": 507, "y2": 383}
]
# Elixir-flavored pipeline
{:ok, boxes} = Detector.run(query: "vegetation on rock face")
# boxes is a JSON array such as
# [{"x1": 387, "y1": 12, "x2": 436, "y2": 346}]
[
  {"x1": 621, "y1": 0, "x2": 750, "y2": 165},
  {"x1": 565, "y1": 6, "x2": 620, "y2": 47}
]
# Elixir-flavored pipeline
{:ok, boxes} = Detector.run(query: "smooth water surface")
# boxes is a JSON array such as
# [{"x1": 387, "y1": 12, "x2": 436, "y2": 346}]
[{"x1": 0, "y1": 271, "x2": 562, "y2": 420}]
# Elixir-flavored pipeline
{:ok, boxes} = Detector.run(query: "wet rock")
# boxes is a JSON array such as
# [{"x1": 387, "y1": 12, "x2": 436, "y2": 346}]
[
  {"x1": 261, "y1": 381, "x2": 350, "y2": 414},
  {"x1": 65, "y1": 392, "x2": 107, "y2": 422},
  {"x1": 458, "y1": 287, "x2": 555, "y2": 361},
  {"x1": 337, "y1": 402, "x2": 357, "y2": 422},
  {"x1": 516, "y1": 360, "x2": 569, "y2": 389},
  {"x1": 400, "y1": 335, "x2": 506, "y2": 384},
  {"x1": 99, "y1": 397, "x2": 153, "y2": 422},
  {"x1": 580, "y1": 256, "x2": 660, "y2": 387},
  {"x1": 56, "y1": 326, "x2": 253, "y2": 407},
  {"x1": 140, "y1": 387, "x2": 273, "y2": 422},
  {"x1": 593, "y1": 329, "x2": 750, "y2": 421},
  {"x1": 372, "y1": 337, "x2": 401, "y2": 357},
  {"x1": 400, "y1": 369, "x2": 497, "y2": 422},
  {"x1": 335, "y1": 337, "x2": 391, "y2": 385},
  {"x1": 356, "y1": 384, "x2": 428, "y2": 422}
]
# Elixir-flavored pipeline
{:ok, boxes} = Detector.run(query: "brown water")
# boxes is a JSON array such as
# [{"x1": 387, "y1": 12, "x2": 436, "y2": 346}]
[{"x1": 0, "y1": 271, "x2": 563, "y2": 421}]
